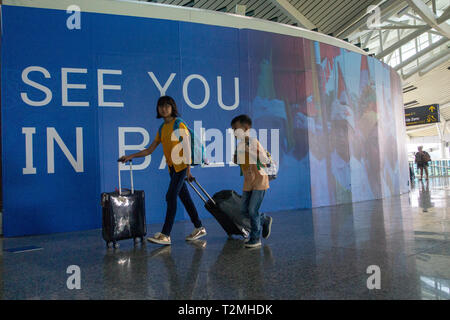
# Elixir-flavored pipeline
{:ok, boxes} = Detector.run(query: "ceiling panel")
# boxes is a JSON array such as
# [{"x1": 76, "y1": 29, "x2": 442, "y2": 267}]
[
  {"x1": 193, "y1": 0, "x2": 210, "y2": 8},
  {"x1": 246, "y1": 0, "x2": 265, "y2": 15},
  {"x1": 254, "y1": 1, "x2": 274, "y2": 17},
  {"x1": 206, "y1": 0, "x2": 227, "y2": 10},
  {"x1": 403, "y1": 59, "x2": 450, "y2": 122},
  {"x1": 308, "y1": 0, "x2": 337, "y2": 22},
  {"x1": 261, "y1": 6, "x2": 280, "y2": 20},
  {"x1": 315, "y1": 0, "x2": 346, "y2": 27},
  {"x1": 408, "y1": 126, "x2": 439, "y2": 137},
  {"x1": 321, "y1": 0, "x2": 360, "y2": 34},
  {"x1": 152, "y1": 0, "x2": 384, "y2": 36},
  {"x1": 224, "y1": 0, "x2": 243, "y2": 11},
  {"x1": 300, "y1": 0, "x2": 322, "y2": 16},
  {"x1": 441, "y1": 108, "x2": 450, "y2": 120},
  {"x1": 255, "y1": 2, "x2": 272, "y2": 15},
  {"x1": 332, "y1": 0, "x2": 377, "y2": 35}
]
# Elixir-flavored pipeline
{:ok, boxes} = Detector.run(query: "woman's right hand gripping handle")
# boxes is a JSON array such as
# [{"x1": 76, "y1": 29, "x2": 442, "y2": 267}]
[
  {"x1": 118, "y1": 155, "x2": 133, "y2": 163},
  {"x1": 117, "y1": 139, "x2": 160, "y2": 163}
]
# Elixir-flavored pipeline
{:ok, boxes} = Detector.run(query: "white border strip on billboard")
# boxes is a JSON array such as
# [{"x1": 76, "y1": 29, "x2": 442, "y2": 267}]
[{"x1": 3, "y1": 0, "x2": 366, "y2": 55}]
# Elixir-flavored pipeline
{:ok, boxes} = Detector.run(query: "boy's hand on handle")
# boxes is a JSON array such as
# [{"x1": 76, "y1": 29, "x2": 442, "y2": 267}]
[{"x1": 118, "y1": 155, "x2": 133, "y2": 163}]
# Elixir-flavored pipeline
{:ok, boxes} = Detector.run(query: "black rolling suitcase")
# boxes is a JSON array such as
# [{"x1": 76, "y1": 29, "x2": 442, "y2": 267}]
[
  {"x1": 185, "y1": 178, "x2": 250, "y2": 238},
  {"x1": 101, "y1": 161, "x2": 146, "y2": 248}
]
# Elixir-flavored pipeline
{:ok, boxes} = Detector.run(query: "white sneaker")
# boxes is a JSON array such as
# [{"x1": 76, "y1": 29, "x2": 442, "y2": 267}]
[
  {"x1": 186, "y1": 227, "x2": 207, "y2": 241},
  {"x1": 147, "y1": 232, "x2": 171, "y2": 245},
  {"x1": 245, "y1": 238, "x2": 262, "y2": 248}
]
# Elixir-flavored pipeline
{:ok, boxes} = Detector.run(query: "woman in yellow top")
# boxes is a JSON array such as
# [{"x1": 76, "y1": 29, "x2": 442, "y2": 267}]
[{"x1": 118, "y1": 96, "x2": 206, "y2": 245}]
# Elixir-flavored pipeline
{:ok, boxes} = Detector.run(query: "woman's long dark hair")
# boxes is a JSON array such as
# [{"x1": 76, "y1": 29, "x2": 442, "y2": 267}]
[{"x1": 156, "y1": 96, "x2": 180, "y2": 118}]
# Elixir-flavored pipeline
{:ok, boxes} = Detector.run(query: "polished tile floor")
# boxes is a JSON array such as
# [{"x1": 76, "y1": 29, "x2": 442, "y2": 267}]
[{"x1": 1, "y1": 177, "x2": 449, "y2": 300}]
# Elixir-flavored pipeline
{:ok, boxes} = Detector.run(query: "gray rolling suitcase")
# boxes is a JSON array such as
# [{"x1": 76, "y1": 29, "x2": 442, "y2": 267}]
[
  {"x1": 101, "y1": 161, "x2": 146, "y2": 248},
  {"x1": 186, "y1": 178, "x2": 250, "y2": 238}
]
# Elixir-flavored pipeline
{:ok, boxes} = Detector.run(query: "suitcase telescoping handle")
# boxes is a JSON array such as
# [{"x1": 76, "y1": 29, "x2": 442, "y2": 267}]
[
  {"x1": 185, "y1": 177, "x2": 216, "y2": 206},
  {"x1": 118, "y1": 160, "x2": 134, "y2": 195}
]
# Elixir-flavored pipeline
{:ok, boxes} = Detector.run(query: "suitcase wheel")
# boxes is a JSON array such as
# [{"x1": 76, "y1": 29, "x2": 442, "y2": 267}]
[{"x1": 106, "y1": 241, "x2": 120, "y2": 249}]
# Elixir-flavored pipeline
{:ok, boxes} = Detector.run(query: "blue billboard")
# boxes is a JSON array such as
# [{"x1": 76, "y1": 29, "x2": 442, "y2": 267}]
[{"x1": 1, "y1": 4, "x2": 407, "y2": 236}]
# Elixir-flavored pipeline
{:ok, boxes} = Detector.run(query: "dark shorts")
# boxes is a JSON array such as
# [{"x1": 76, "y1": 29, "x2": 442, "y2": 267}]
[{"x1": 417, "y1": 162, "x2": 428, "y2": 168}]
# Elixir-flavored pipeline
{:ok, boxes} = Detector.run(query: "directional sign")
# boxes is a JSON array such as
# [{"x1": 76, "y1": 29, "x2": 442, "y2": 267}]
[{"x1": 405, "y1": 104, "x2": 440, "y2": 126}]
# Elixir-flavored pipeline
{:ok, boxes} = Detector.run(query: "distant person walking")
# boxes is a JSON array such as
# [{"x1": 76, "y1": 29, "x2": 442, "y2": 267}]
[{"x1": 415, "y1": 146, "x2": 431, "y2": 180}]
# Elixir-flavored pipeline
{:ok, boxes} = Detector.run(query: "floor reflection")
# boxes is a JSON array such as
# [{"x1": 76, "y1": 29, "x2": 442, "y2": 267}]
[
  {"x1": 208, "y1": 239, "x2": 274, "y2": 300},
  {"x1": 409, "y1": 178, "x2": 450, "y2": 299},
  {"x1": 102, "y1": 245, "x2": 150, "y2": 299},
  {"x1": 0, "y1": 177, "x2": 449, "y2": 299},
  {"x1": 148, "y1": 240, "x2": 205, "y2": 300},
  {"x1": 416, "y1": 246, "x2": 450, "y2": 300},
  {"x1": 418, "y1": 180, "x2": 433, "y2": 212}
]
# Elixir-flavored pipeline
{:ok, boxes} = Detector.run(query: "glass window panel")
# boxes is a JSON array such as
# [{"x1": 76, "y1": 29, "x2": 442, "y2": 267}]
[
  {"x1": 402, "y1": 40, "x2": 416, "y2": 51},
  {"x1": 402, "y1": 39, "x2": 417, "y2": 60},
  {"x1": 389, "y1": 49, "x2": 401, "y2": 67},
  {"x1": 432, "y1": 34, "x2": 442, "y2": 43},
  {"x1": 419, "y1": 38, "x2": 429, "y2": 51}
]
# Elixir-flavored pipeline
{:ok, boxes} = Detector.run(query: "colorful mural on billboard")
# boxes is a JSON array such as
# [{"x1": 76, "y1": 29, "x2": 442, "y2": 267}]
[{"x1": 244, "y1": 32, "x2": 408, "y2": 208}]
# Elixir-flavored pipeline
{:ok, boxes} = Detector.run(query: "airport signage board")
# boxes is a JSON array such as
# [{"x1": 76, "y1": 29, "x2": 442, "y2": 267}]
[{"x1": 405, "y1": 104, "x2": 440, "y2": 127}]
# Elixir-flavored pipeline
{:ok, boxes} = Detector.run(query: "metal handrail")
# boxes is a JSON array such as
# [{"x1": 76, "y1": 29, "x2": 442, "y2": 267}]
[
  {"x1": 428, "y1": 165, "x2": 450, "y2": 169},
  {"x1": 409, "y1": 160, "x2": 450, "y2": 177}
]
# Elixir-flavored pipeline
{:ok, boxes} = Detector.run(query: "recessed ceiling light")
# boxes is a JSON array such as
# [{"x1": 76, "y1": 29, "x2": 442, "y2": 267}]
[
  {"x1": 404, "y1": 100, "x2": 419, "y2": 107},
  {"x1": 403, "y1": 85, "x2": 418, "y2": 93}
]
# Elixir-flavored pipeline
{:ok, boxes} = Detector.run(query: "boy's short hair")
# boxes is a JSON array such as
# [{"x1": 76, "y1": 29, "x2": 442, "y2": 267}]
[
  {"x1": 231, "y1": 114, "x2": 252, "y2": 127},
  {"x1": 156, "y1": 96, "x2": 180, "y2": 118}
]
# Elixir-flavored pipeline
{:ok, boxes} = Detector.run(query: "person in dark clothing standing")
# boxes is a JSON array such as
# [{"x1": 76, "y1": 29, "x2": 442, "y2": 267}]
[{"x1": 415, "y1": 146, "x2": 431, "y2": 180}]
